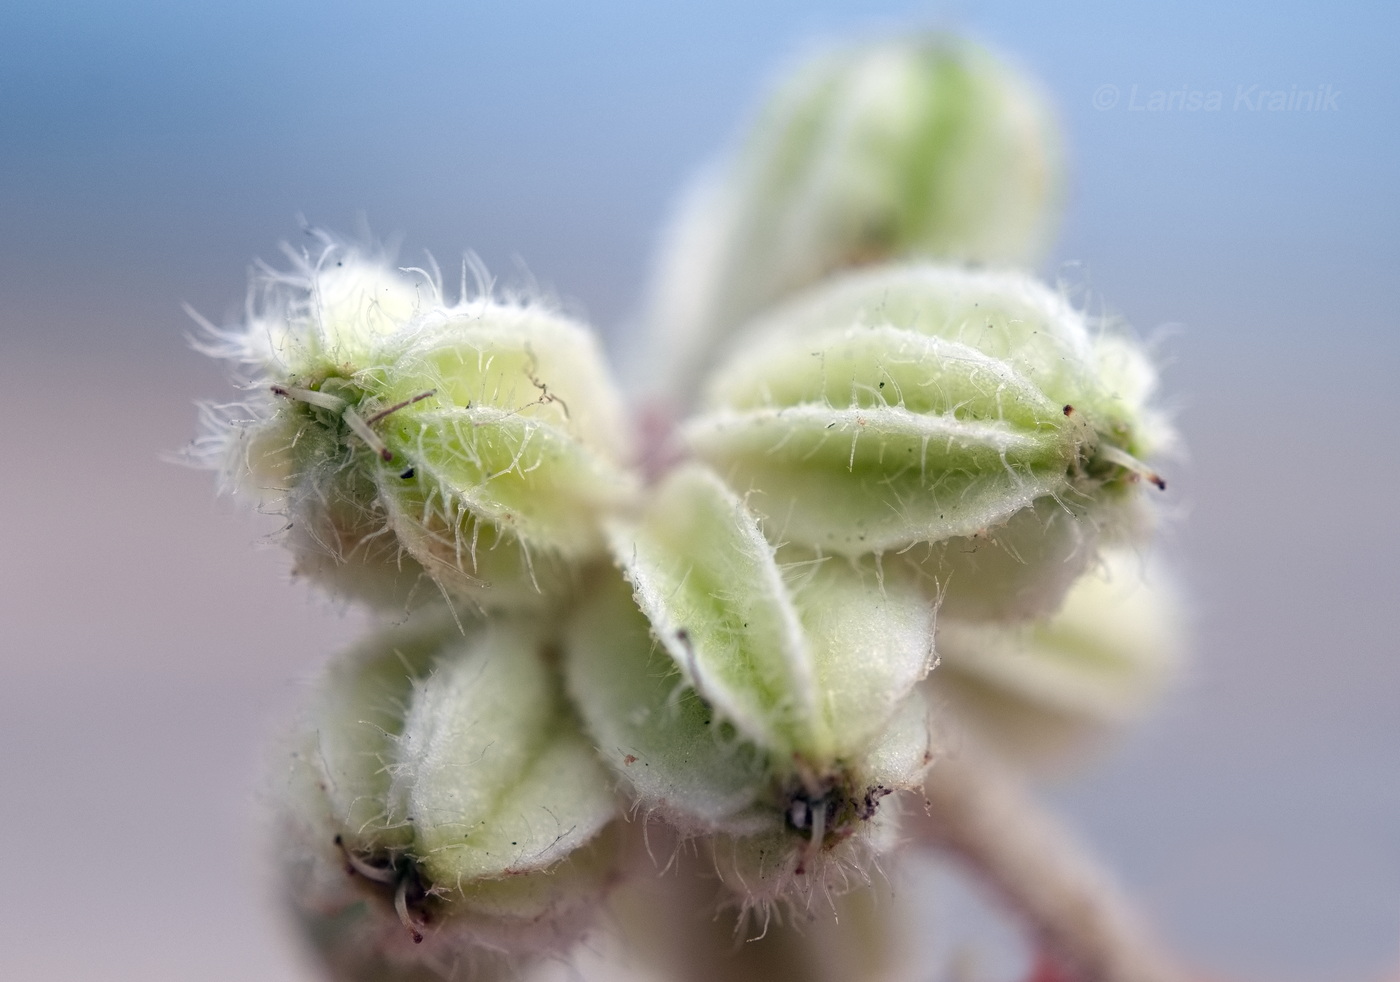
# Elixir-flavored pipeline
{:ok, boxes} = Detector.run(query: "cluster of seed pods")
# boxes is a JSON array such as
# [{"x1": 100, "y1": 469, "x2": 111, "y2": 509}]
[{"x1": 198, "y1": 34, "x2": 1179, "y2": 982}]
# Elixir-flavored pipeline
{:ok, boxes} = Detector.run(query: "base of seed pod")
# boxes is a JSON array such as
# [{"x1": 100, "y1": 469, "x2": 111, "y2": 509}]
[
  {"x1": 895, "y1": 495, "x2": 1101, "y2": 624},
  {"x1": 607, "y1": 820, "x2": 919, "y2": 982},
  {"x1": 195, "y1": 396, "x2": 439, "y2": 611},
  {"x1": 293, "y1": 899, "x2": 521, "y2": 982},
  {"x1": 279, "y1": 454, "x2": 585, "y2": 613},
  {"x1": 380, "y1": 484, "x2": 580, "y2": 612},
  {"x1": 706, "y1": 800, "x2": 904, "y2": 918},
  {"x1": 285, "y1": 493, "x2": 440, "y2": 612},
  {"x1": 277, "y1": 448, "x2": 584, "y2": 615}
]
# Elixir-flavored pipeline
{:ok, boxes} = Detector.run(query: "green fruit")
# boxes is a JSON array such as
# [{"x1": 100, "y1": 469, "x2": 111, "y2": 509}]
[
  {"x1": 277, "y1": 610, "x2": 620, "y2": 965},
  {"x1": 563, "y1": 466, "x2": 934, "y2": 902},
  {"x1": 199, "y1": 243, "x2": 635, "y2": 609},
  {"x1": 688, "y1": 264, "x2": 1172, "y2": 618}
]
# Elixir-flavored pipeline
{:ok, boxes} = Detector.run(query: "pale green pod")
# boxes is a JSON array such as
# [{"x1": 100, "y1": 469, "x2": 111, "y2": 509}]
[
  {"x1": 928, "y1": 548, "x2": 1183, "y2": 770},
  {"x1": 604, "y1": 464, "x2": 933, "y2": 768},
  {"x1": 563, "y1": 465, "x2": 934, "y2": 900},
  {"x1": 276, "y1": 610, "x2": 621, "y2": 968},
  {"x1": 687, "y1": 264, "x2": 1172, "y2": 617},
  {"x1": 197, "y1": 239, "x2": 636, "y2": 610},
  {"x1": 648, "y1": 35, "x2": 1062, "y2": 400}
]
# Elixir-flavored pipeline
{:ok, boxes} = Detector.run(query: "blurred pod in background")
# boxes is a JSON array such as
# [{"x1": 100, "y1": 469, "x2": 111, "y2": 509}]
[
  {"x1": 645, "y1": 34, "x2": 1063, "y2": 404},
  {"x1": 929, "y1": 548, "x2": 1184, "y2": 772}
]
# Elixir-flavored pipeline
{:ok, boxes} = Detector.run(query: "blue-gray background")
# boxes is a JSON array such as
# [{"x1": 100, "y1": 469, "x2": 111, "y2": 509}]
[{"x1": 1, "y1": 1, "x2": 1397, "y2": 979}]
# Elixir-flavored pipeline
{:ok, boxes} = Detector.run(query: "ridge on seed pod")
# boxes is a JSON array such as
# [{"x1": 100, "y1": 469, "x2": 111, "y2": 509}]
[
  {"x1": 191, "y1": 232, "x2": 636, "y2": 610},
  {"x1": 928, "y1": 547, "x2": 1184, "y2": 771},
  {"x1": 276, "y1": 609, "x2": 621, "y2": 976},
  {"x1": 645, "y1": 34, "x2": 1063, "y2": 402},
  {"x1": 563, "y1": 465, "x2": 935, "y2": 910},
  {"x1": 686, "y1": 263, "x2": 1174, "y2": 621}
]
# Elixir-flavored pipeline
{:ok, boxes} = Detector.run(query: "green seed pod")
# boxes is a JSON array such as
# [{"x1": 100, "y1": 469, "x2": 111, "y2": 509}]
[
  {"x1": 647, "y1": 34, "x2": 1062, "y2": 400},
  {"x1": 563, "y1": 465, "x2": 934, "y2": 902},
  {"x1": 687, "y1": 264, "x2": 1173, "y2": 620},
  {"x1": 928, "y1": 548, "x2": 1183, "y2": 770},
  {"x1": 196, "y1": 237, "x2": 635, "y2": 610},
  {"x1": 276, "y1": 609, "x2": 620, "y2": 971}
]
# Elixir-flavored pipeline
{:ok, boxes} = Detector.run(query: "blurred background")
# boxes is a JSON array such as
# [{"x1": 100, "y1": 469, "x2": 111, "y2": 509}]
[{"x1": 1, "y1": 1, "x2": 1397, "y2": 979}]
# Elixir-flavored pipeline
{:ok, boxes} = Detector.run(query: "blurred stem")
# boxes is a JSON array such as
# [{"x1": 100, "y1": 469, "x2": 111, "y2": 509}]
[{"x1": 914, "y1": 752, "x2": 1190, "y2": 982}]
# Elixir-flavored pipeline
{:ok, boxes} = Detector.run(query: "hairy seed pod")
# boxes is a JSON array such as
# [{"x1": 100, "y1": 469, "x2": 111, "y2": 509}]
[
  {"x1": 195, "y1": 237, "x2": 635, "y2": 610},
  {"x1": 563, "y1": 465, "x2": 934, "y2": 903},
  {"x1": 647, "y1": 35, "x2": 1062, "y2": 401},
  {"x1": 687, "y1": 264, "x2": 1173, "y2": 620},
  {"x1": 928, "y1": 548, "x2": 1183, "y2": 770},
  {"x1": 276, "y1": 610, "x2": 620, "y2": 972}
]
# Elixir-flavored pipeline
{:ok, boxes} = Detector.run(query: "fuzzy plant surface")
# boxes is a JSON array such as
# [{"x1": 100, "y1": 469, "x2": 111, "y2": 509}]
[
  {"x1": 564, "y1": 465, "x2": 935, "y2": 908},
  {"x1": 194, "y1": 244, "x2": 635, "y2": 612},
  {"x1": 279, "y1": 611, "x2": 619, "y2": 977},
  {"x1": 193, "y1": 28, "x2": 1187, "y2": 982},
  {"x1": 685, "y1": 264, "x2": 1173, "y2": 619}
]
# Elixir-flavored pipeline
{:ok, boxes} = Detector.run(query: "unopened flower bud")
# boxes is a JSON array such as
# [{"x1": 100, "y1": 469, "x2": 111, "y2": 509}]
[
  {"x1": 928, "y1": 548, "x2": 1182, "y2": 769},
  {"x1": 196, "y1": 237, "x2": 635, "y2": 609},
  {"x1": 563, "y1": 465, "x2": 934, "y2": 902},
  {"x1": 277, "y1": 610, "x2": 620, "y2": 972},
  {"x1": 687, "y1": 264, "x2": 1173, "y2": 618},
  {"x1": 648, "y1": 35, "x2": 1063, "y2": 399}
]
